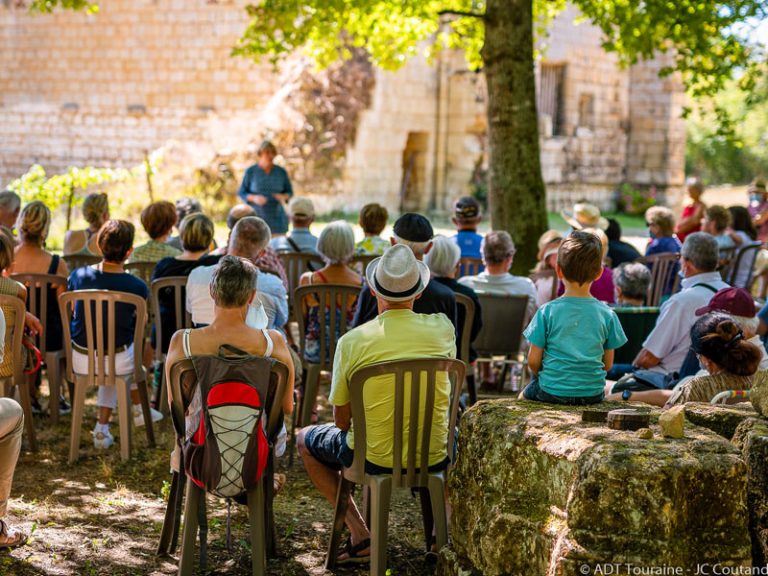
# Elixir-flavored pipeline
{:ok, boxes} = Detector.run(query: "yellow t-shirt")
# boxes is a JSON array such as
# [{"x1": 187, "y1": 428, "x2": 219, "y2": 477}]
[{"x1": 328, "y1": 309, "x2": 456, "y2": 469}]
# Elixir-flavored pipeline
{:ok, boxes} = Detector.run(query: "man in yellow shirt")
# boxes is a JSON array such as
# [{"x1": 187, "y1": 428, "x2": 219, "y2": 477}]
[{"x1": 297, "y1": 243, "x2": 456, "y2": 564}]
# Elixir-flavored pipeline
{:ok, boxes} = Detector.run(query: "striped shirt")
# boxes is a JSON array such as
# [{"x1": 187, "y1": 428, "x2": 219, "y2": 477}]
[{"x1": 666, "y1": 370, "x2": 766, "y2": 406}]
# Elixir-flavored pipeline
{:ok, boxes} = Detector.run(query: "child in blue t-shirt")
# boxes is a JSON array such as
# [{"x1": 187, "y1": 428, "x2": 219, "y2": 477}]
[{"x1": 521, "y1": 231, "x2": 627, "y2": 404}]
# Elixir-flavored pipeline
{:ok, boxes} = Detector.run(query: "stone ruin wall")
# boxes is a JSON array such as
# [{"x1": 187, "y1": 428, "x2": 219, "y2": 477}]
[{"x1": 0, "y1": 1, "x2": 686, "y2": 215}]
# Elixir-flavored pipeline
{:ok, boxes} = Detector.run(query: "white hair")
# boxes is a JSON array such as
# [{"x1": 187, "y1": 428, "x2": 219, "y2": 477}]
[
  {"x1": 730, "y1": 314, "x2": 760, "y2": 337},
  {"x1": 393, "y1": 234, "x2": 431, "y2": 257},
  {"x1": 317, "y1": 220, "x2": 355, "y2": 264},
  {"x1": 425, "y1": 235, "x2": 460, "y2": 277}
]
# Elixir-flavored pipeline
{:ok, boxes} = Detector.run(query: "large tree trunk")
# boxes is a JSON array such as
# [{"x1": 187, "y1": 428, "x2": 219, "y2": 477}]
[{"x1": 482, "y1": 0, "x2": 548, "y2": 274}]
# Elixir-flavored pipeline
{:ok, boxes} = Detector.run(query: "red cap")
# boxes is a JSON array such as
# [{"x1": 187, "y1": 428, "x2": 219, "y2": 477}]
[{"x1": 695, "y1": 287, "x2": 757, "y2": 317}]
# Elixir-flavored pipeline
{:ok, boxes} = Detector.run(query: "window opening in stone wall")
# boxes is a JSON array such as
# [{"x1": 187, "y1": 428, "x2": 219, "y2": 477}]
[
  {"x1": 578, "y1": 93, "x2": 595, "y2": 131},
  {"x1": 400, "y1": 132, "x2": 429, "y2": 213},
  {"x1": 538, "y1": 63, "x2": 566, "y2": 137}
]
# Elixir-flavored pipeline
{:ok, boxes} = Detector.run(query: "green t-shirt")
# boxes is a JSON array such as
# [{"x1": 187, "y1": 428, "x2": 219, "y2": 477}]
[
  {"x1": 523, "y1": 296, "x2": 627, "y2": 397},
  {"x1": 328, "y1": 309, "x2": 456, "y2": 468}
]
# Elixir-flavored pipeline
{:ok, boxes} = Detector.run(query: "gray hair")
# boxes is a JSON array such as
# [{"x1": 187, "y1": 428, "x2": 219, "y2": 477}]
[
  {"x1": 393, "y1": 235, "x2": 431, "y2": 258},
  {"x1": 645, "y1": 206, "x2": 676, "y2": 237},
  {"x1": 482, "y1": 231, "x2": 516, "y2": 265},
  {"x1": 425, "y1": 234, "x2": 460, "y2": 277},
  {"x1": 229, "y1": 216, "x2": 271, "y2": 257},
  {"x1": 317, "y1": 220, "x2": 355, "y2": 264},
  {"x1": 0, "y1": 191, "x2": 20, "y2": 214},
  {"x1": 612, "y1": 262, "x2": 651, "y2": 301},
  {"x1": 681, "y1": 232, "x2": 719, "y2": 272},
  {"x1": 209, "y1": 255, "x2": 257, "y2": 309}
]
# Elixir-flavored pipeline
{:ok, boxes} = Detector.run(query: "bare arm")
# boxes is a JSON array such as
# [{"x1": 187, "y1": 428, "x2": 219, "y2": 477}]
[
  {"x1": 269, "y1": 330, "x2": 295, "y2": 415},
  {"x1": 527, "y1": 344, "x2": 543, "y2": 376},
  {"x1": 333, "y1": 403, "x2": 351, "y2": 431},
  {"x1": 603, "y1": 349, "x2": 615, "y2": 372},
  {"x1": 632, "y1": 348, "x2": 661, "y2": 369},
  {"x1": 605, "y1": 389, "x2": 672, "y2": 407}
]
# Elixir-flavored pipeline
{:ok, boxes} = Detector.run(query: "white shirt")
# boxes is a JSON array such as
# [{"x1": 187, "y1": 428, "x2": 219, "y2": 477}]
[
  {"x1": 458, "y1": 271, "x2": 538, "y2": 319},
  {"x1": 643, "y1": 271, "x2": 729, "y2": 374},
  {"x1": 186, "y1": 264, "x2": 288, "y2": 329}
]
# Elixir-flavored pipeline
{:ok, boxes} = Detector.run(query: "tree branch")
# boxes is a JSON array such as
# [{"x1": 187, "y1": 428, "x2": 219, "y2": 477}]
[{"x1": 438, "y1": 9, "x2": 485, "y2": 19}]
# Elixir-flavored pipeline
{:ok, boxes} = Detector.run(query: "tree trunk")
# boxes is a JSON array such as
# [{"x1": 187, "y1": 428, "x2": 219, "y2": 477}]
[{"x1": 482, "y1": 0, "x2": 548, "y2": 274}]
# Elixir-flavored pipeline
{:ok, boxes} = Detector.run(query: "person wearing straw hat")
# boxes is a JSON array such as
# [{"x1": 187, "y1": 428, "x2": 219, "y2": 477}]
[
  {"x1": 561, "y1": 202, "x2": 608, "y2": 231},
  {"x1": 297, "y1": 243, "x2": 456, "y2": 564}
]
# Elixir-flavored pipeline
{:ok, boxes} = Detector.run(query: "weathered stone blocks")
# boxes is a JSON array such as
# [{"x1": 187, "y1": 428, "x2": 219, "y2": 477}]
[{"x1": 438, "y1": 400, "x2": 752, "y2": 576}]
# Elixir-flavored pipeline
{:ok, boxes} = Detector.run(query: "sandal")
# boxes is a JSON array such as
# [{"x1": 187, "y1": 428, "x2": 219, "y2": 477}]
[
  {"x1": 337, "y1": 536, "x2": 370, "y2": 565},
  {"x1": 273, "y1": 473, "x2": 287, "y2": 494},
  {"x1": 0, "y1": 520, "x2": 28, "y2": 550}
]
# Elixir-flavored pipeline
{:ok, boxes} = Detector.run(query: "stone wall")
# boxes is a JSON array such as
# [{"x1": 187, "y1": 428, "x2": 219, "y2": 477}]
[{"x1": 0, "y1": 2, "x2": 686, "y2": 214}]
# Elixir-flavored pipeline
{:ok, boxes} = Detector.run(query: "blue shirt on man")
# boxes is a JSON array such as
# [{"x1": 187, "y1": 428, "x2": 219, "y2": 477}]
[
  {"x1": 68, "y1": 267, "x2": 149, "y2": 349},
  {"x1": 524, "y1": 297, "x2": 627, "y2": 398}
]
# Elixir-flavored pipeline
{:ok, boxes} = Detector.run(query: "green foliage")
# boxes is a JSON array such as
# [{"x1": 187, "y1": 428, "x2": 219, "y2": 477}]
[
  {"x1": 27, "y1": 0, "x2": 98, "y2": 13},
  {"x1": 615, "y1": 183, "x2": 658, "y2": 216},
  {"x1": 8, "y1": 164, "x2": 131, "y2": 215}
]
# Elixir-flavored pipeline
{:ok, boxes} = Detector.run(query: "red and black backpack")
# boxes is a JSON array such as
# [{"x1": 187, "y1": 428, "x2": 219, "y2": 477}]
[{"x1": 183, "y1": 344, "x2": 273, "y2": 500}]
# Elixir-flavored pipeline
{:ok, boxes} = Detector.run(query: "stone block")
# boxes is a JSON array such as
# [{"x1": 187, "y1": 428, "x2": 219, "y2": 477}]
[
  {"x1": 440, "y1": 400, "x2": 751, "y2": 576},
  {"x1": 684, "y1": 402, "x2": 758, "y2": 440},
  {"x1": 732, "y1": 417, "x2": 768, "y2": 567}
]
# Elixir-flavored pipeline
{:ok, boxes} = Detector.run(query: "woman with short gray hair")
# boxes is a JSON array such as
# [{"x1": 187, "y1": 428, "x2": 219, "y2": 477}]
[
  {"x1": 426, "y1": 235, "x2": 483, "y2": 361},
  {"x1": 613, "y1": 262, "x2": 651, "y2": 306},
  {"x1": 299, "y1": 221, "x2": 361, "y2": 364},
  {"x1": 165, "y1": 255, "x2": 295, "y2": 459}
]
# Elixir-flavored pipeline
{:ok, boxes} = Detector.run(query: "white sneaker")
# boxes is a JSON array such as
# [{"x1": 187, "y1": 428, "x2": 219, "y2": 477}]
[
  {"x1": 133, "y1": 405, "x2": 164, "y2": 427},
  {"x1": 93, "y1": 428, "x2": 114, "y2": 449}
]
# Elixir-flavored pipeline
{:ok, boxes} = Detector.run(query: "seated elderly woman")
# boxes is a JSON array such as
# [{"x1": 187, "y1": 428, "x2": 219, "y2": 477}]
[
  {"x1": 613, "y1": 262, "x2": 652, "y2": 307},
  {"x1": 165, "y1": 256, "x2": 294, "y2": 457},
  {"x1": 298, "y1": 221, "x2": 361, "y2": 364},
  {"x1": 425, "y1": 235, "x2": 482, "y2": 362},
  {"x1": 606, "y1": 312, "x2": 763, "y2": 408}
]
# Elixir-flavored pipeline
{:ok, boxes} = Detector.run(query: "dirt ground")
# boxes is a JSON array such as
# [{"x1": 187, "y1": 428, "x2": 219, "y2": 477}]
[{"x1": 1, "y1": 383, "x2": 437, "y2": 576}]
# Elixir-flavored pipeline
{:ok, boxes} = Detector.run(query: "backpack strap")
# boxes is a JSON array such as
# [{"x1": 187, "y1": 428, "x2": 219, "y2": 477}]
[
  {"x1": 261, "y1": 329, "x2": 273, "y2": 358},
  {"x1": 696, "y1": 283, "x2": 720, "y2": 293},
  {"x1": 183, "y1": 328, "x2": 193, "y2": 359},
  {"x1": 286, "y1": 236, "x2": 302, "y2": 253},
  {"x1": 48, "y1": 254, "x2": 60, "y2": 275}
]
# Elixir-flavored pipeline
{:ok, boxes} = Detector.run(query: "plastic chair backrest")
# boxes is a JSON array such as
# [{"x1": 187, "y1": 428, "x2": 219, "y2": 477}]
[
  {"x1": 349, "y1": 254, "x2": 377, "y2": 276},
  {"x1": 529, "y1": 269, "x2": 558, "y2": 303},
  {"x1": 293, "y1": 283, "x2": 360, "y2": 370},
  {"x1": 472, "y1": 293, "x2": 529, "y2": 357},
  {"x1": 645, "y1": 253, "x2": 680, "y2": 307},
  {"x1": 278, "y1": 252, "x2": 325, "y2": 302},
  {"x1": 710, "y1": 389, "x2": 751, "y2": 405},
  {"x1": 11, "y1": 273, "x2": 67, "y2": 355},
  {"x1": 0, "y1": 295, "x2": 27, "y2": 386},
  {"x1": 613, "y1": 306, "x2": 660, "y2": 365},
  {"x1": 457, "y1": 257, "x2": 483, "y2": 279},
  {"x1": 125, "y1": 261, "x2": 158, "y2": 286},
  {"x1": 724, "y1": 241, "x2": 763, "y2": 288},
  {"x1": 151, "y1": 276, "x2": 193, "y2": 361},
  {"x1": 168, "y1": 356, "x2": 290, "y2": 448},
  {"x1": 58, "y1": 290, "x2": 147, "y2": 388},
  {"x1": 346, "y1": 358, "x2": 466, "y2": 487},
  {"x1": 453, "y1": 293, "x2": 475, "y2": 364},
  {"x1": 62, "y1": 254, "x2": 101, "y2": 272}
]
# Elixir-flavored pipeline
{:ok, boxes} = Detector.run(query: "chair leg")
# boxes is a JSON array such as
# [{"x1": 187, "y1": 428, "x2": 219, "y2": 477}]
[
  {"x1": 116, "y1": 379, "x2": 132, "y2": 461},
  {"x1": 158, "y1": 364, "x2": 170, "y2": 416},
  {"x1": 264, "y1": 456, "x2": 277, "y2": 558},
  {"x1": 247, "y1": 481, "x2": 267, "y2": 576},
  {"x1": 428, "y1": 475, "x2": 449, "y2": 551},
  {"x1": 157, "y1": 471, "x2": 180, "y2": 557},
  {"x1": 137, "y1": 378, "x2": 156, "y2": 447},
  {"x1": 69, "y1": 380, "x2": 87, "y2": 464},
  {"x1": 178, "y1": 478, "x2": 201, "y2": 576},
  {"x1": 370, "y1": 476, "x2": 392, "y2": 576},
  {"x1": 300, "y1": 364, "x2": 321, "y2": 428},
  {"x1": 325, "y1": 477, "x2": 353, "y2": 570},
  {"x1": 47, "y1": 354, "x2": 60, "y2": 426},
  {"x1": 17, "y1": 376, "x2": 37, "y2": 452},
  {"x1": 418, "y1": 488, "x2": 434, "y2": 552},
  {"x1": 198, "y1": 492, "x2": 208, "y2": 571},
  {"x1": 466, "y1": 373, "x2": 477, "y2": 406},
  {"x1": 170, "y1": 472, "x2": 186, "y2": 554}
]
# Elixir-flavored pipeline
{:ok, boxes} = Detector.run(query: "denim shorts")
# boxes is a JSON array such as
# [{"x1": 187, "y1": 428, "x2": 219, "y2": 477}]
[
  {"x1": 522, "y1": 377, "x2": 604, "y2": 406},
  {"x1": 303, "y1": 423, "x2": 451, "y2": 475}
]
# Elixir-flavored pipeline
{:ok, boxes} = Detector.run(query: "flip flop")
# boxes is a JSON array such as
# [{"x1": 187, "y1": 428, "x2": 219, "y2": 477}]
[
  {"x1": 337, "y1": 536, "x2": 371, "y2": 565},
  {"x1": 0, "y1": 520, "x2": 28, "y2": 550}
]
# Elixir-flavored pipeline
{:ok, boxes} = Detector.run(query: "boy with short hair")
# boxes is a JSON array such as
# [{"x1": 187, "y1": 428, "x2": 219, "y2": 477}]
[
  {"x1": 451, "y1": 196, "x2": 483, "y2": 259},
  {"x1": 521, "y1": 231, "x2": 627, "y2": 405}
]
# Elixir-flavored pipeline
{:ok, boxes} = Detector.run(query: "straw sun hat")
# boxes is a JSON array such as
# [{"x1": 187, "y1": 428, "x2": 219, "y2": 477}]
[
  {"x1": 365, "y1": 244, "x2": 430, "y2": 303},
  {"x1": 560, "y1": 202, "x2": 608, "y2": 231}
]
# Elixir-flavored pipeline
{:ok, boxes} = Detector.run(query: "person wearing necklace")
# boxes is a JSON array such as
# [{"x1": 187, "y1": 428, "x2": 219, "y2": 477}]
[
  {"x1": 237, "y1": 140, "x2": 293, "y2": 235},
  {"x1": 67, "y1": 220, "x2": 163, "y2": 450},
  {"x1": 63, "y1": 192, "x2": 109, "y2": 256}
]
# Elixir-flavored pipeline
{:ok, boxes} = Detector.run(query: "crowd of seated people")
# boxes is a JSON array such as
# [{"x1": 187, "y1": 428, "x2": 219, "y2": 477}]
[{"x1": 2, "y1": 182, "x2": 768, "y2": 561}]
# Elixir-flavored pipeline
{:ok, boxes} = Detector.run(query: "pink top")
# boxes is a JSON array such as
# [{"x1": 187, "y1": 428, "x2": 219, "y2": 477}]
[{"x1": 557, "y1": 266, "x2": 615, "y2": 304}]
